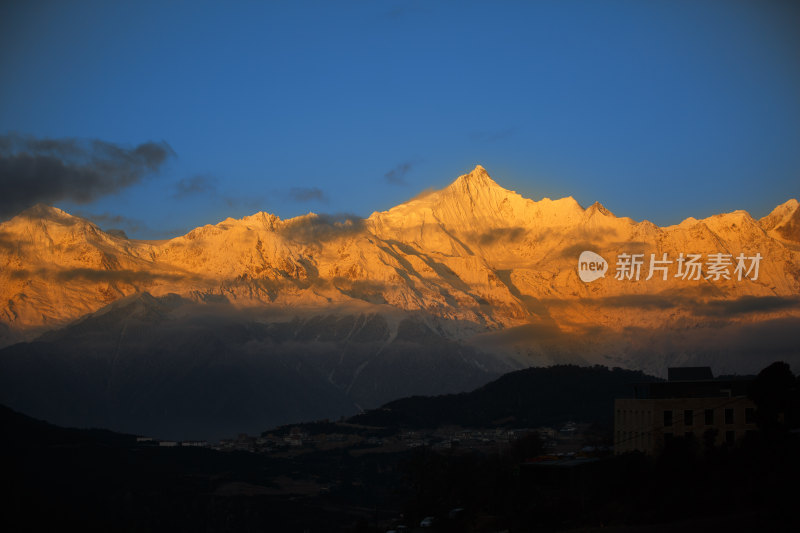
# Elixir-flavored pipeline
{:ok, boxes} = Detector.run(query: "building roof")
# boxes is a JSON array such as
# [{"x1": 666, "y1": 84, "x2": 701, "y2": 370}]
[
  {"x1": 632, "y1": 379, "x2": 752, "y2": 399},
  {"x1": 668, "y1": 367, "x2": 714, "y2": 381}
]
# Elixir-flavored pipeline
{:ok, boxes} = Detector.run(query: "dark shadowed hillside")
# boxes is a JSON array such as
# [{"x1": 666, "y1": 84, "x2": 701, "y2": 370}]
[
  {"x1": 0, "y1": 293, "x2": 511, "y2": 441},
  {"x1": 350, "y1": 365, "x2": 661, "y2": 428},
  {"x1": 0, "y1": 404, "x2": 403, "y2": 532}
]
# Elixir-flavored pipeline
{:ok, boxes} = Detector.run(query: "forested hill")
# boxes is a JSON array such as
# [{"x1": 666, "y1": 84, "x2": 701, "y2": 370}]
[{"x1": 349, "y1": 365, "x2": 661, "y2": 428}]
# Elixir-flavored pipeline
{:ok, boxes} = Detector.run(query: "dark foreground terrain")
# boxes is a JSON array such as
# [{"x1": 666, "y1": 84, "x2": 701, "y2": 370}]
[{"x1": 3, "y1": 363, "x2": 799, "y2": 532}]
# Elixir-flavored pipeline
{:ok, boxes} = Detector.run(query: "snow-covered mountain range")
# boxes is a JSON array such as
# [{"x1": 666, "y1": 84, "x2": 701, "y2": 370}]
[
  {"x1": 1, "y1": 165, "x2": 798, "y2": 438},
  {"x1": 3, "y1": 164, "x2": 798, "y2": 345}
]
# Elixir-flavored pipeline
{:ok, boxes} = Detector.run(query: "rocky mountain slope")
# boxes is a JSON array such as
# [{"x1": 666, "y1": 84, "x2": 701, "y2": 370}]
[
  {"x1": 2, "y1": 165, "x2": 798, "y2": 342},
  {"x1": 0, "y1": 292, "x2": 513, "y2": 439},
  {"x1": 0, "y1": 165, "x2": 798, "y2": 438}
]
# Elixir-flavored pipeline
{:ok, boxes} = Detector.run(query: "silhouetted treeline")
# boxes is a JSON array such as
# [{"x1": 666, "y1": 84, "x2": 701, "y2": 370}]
[
  {"x1": 350, "y1": 364, "x2": 660, "y2": 428},
  {"x1": 0, "y1": 405, "x2": 395, "y2": 532},
  {"x1": 396, "y1": 430, "x2": 798, "y2": 531},
  {"x1": 3, "y1": 361, "x2": 799, "y2": 532},
  {"x1": 397, "y1": 362, "x2": 800, "y2": 531}
]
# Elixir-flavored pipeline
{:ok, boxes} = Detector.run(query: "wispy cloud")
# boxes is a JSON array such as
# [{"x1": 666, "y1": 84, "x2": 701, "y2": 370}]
[
  {"x1": 76, "y1": 211, "x2": 145, "y2": 235},
  {"x1": 469, "y1": 227, "x2": 527, "y2": 245},
  {"x1": 695, "y1": 295, "x2": 800, "y2": 317},
  {"x1": 289, "y1": 187, "x2": 329, "y2": 203},
  {"x1": 407, "y1": 187, "x2": 437, "y2": 202},
  {"x1": 223, "y1": 196, "x2": 264, "y2": 211},
  {"x1": 74, "y1": 211, "x2": 187, "y2": 240},
  {"x1": 172, "y1": 174, "x2": 216, "y2": 199},
  {"x1": 0, "y1": 230, "x2": 16, "y2": 252},
  {"x1": 384, "y1": 1, "x2": 427, "y2": 20},
  {"x1": 596, "y1": 294, "x2": 689, "y2": 310},
  {"x1": 590, "y1": 293, "x2": 800, "y2": 316},
  {"x1": 279, "y1": 213, "x2": 366, "y2": 242},
  {"x1": 470, "y1": 127, "x2": 516, "y2": 143},
  {"x1": 170, "y1": 174, "x2": 264, "y2": 212},
  {"x1": 0, "y1": 133, "x2": 174, "y2": 219},
  {"x1": 384, "y1": 162, "x2": 413, "y2": 185},
  {"x1": 9, "y1": 267, "x2": 189, "y2": 283}
]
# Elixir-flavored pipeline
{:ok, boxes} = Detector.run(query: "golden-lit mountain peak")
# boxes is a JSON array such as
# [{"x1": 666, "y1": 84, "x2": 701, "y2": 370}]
[
  {"x1": 759, "y1": 198, "x2": 800, "y2": 243},
  {"x1": 760, "y1": 198, "x2": 799, "y2": 231},
  {"x1": 11, "y1": 203, "x2": 78, "y2": 224},
  {"x1": 446, "y1": 164, "x2": 505, "y2": 195},
  {"x1": 455, "y1": 164, "x2": 492, "y2": 183},
  {"x1": 586, "y1": 201, "x2": 614, "y2": 217},
  {"x1": 1, "y1": 167, "x2": 799, "y2": 352}
]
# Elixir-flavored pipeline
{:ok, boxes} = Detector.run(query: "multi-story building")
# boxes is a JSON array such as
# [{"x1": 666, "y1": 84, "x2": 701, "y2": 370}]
[{"x1": 614, "y1": 367, "x2": 758, "y2": 455}]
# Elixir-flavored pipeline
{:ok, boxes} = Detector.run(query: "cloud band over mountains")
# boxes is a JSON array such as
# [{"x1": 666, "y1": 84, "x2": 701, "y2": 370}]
[{"x1": 0, "y1": 134, "x2": 174, "y2": 219}]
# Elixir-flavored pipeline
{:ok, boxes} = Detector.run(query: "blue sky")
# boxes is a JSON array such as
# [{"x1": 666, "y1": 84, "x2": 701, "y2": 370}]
[{"x1": 1, "y1": 0, "x2": 798, "y2": 238}]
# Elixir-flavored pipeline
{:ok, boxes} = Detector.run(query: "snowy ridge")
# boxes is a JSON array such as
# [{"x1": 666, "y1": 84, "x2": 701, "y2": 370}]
[{"x1": 1, "y1": 165, "x2": 799, "y2": 351}]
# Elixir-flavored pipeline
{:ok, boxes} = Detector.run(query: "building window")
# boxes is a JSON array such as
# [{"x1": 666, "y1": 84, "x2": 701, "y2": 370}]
[
  {"x1": 725, "y1": 408, "x2": 734, "y2": 424},
  {"x1": 703, "y1": 428, "x2": 718, "y2": 447},
  {"x1": 664, "y1": 432, "x2": 673, "y2": 446},
  {"x1": 704, "y1": 409, "x2": 714, "y2": 425},
  {"x1": 684, "y1": 431, "x2": 693, "y2": 439},
  {"x1": 663, "y1": 410, "x2": 673, "y2": 427},
  {"x1": 745, "y1": 407, "x2": 755, "y2": 424},
  {"x1": 684, "y1": 410, "x2": 693, "y2": 426},
  {"x1": 725, "y1": 430, "x2": 735, "y2": 445}
]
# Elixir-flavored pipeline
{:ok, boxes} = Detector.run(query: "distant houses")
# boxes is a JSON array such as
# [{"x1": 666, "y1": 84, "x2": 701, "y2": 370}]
[{"x1": 135, "y1": 437, "x2": 209, "y2": 448}]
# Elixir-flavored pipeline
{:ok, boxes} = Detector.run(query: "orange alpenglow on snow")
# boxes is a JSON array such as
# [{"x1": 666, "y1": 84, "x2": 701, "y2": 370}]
[{"x1": 1, "y1": 165, "x2": 799, "y2": 360}]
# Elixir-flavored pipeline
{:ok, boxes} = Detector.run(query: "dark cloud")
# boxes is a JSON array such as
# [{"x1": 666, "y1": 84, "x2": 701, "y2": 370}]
[
  {"x1": 384, "y1": 162, "x2": 413, "y2": 185},
  {"x1": 105, "y1": 229, "x2": 129, "y2": 239},
  {"x1": 587, "y1": 293, "x2": 800, "y2": 317},
  {"x1": 75, "y1": 211, "x2": 187, "y2": 240},
  {"x1": 470, "y1": 227, "x2": 527, "y2": 245},
  {"x1": 0, "y1": 133, "x2": 175, "y2": 218},
  {"x1": 555, "y1": 236, "x2": 645, "y2": 259},
  {"x1": 695, "y1": 295, "x2": 800, "y2": 317},
  {"x1": 289, "y1": 187, "x2": 329, "y2": 203},
  {"x1": 331, "y1": 278, "x2": 389, "y2": 304},
  {"x1": 609, "y1": 240, "x2": 649, "y2": 253},
  {"x1": 77, "y1": 211, "x2": 146, "y2": 236},
  {"x1": 9, "y1": 267, "x2": 189, "y2": 283},
  {"x1": 536, "y1": 226, "x2": 618, "y2": 245},
  {"x1": 624, "y1": 317, "x2": 800, "y2": 376},
  {"x1": 173, "y1": 175, "x2": 216, "y2": 199},
  {"x1": 53, "y1": 268, "x2": 187, "y2": 283},
  {"x1": 171, "y1": 174, "x2": 263, "y2": 211},
  {"x1": 596, "y1": 294, "x2": 688, "y2": 310},
  {"x1": 155, "y1": 173, "x2": 267, "y2": 224},
  {"x1": 223, "y1": 195, "x2": 264, "y2": 211},
  {"x1": 712, "y1": 317, "x2": 800, "y2": 355},
  {"x1": 279, "y1": 213, "x2": 367, "y2": 242},
  {"x1": 560, "y1": 242, "x2": 600, "y2": 259},
  {"x1": 0, "y1": 230, "x2": 16, "y2": 252},
  {"x1": 476, "y1": 322, "x2": 567, "y2": 344}
]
